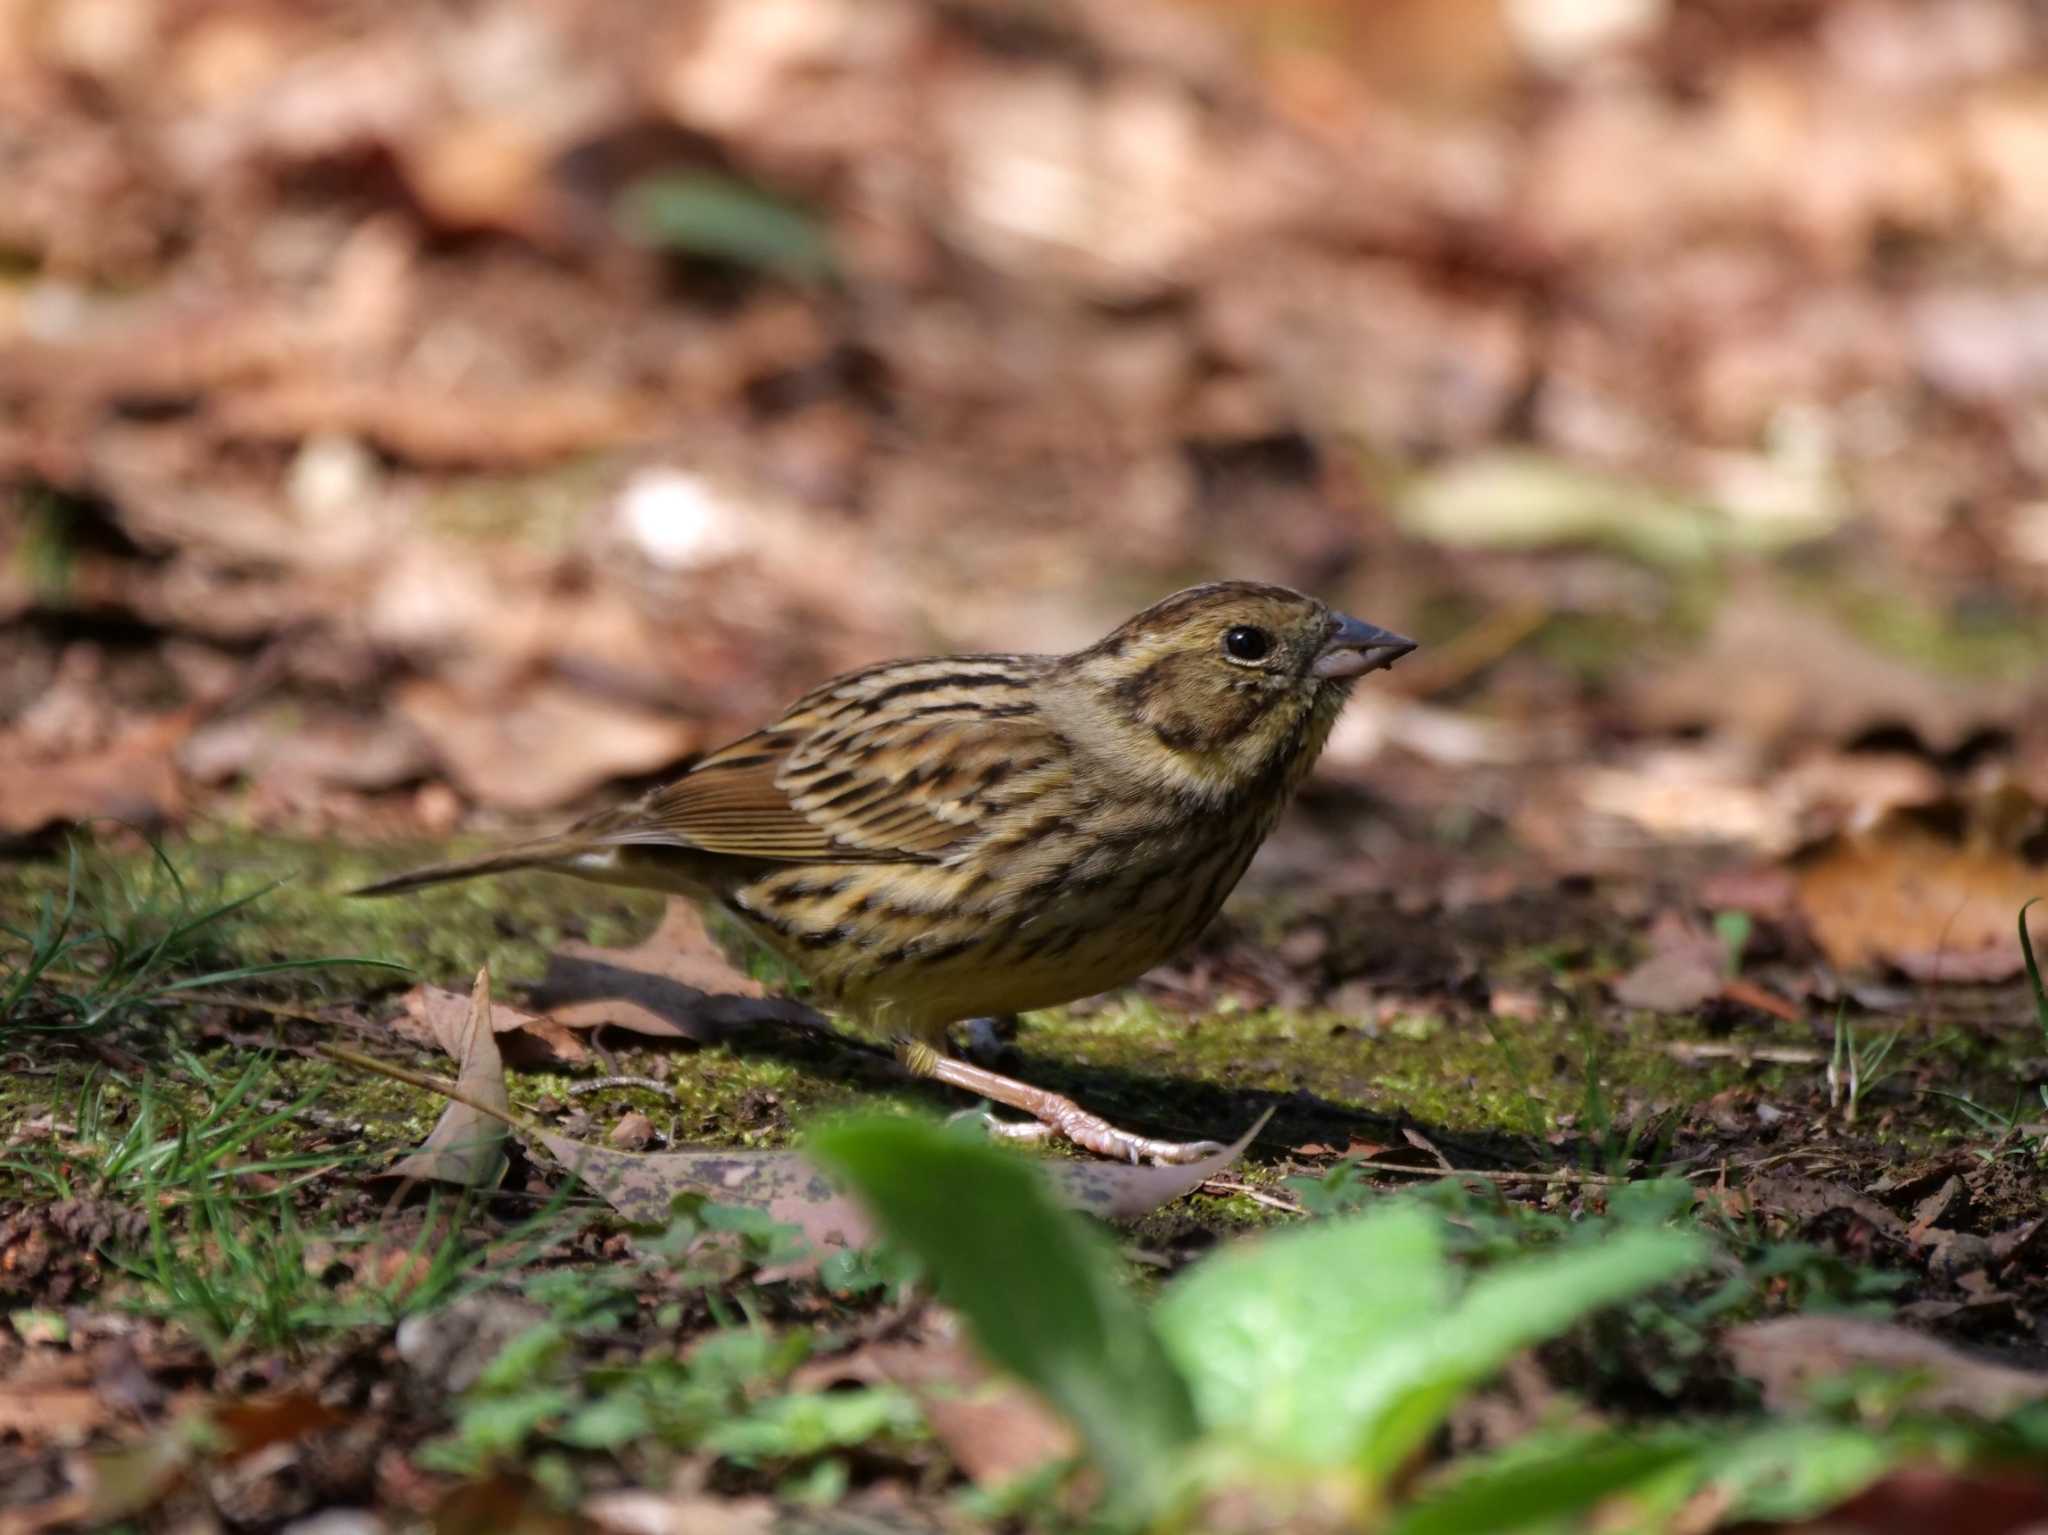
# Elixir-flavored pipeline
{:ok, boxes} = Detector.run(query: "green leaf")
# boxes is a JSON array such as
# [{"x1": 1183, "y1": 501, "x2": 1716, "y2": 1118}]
[
  {"x1": 806, "y1": 1116, "x2": 1198, "y2": 1517},
  {"x1": 476, "y1": 1321, "x2": 569, "y2": 1392},
  {"x1": 555, "y1": 1391, "x2": 653, "y2": 1451},
  {"x1": 1384, "y1": 1430, "x2": 1705, "y2": 1535},
  {"x1": 1361, "y1": 1227, "x2": 1707, "y2": 1479},
  {"x1": 1156, "y1": 1208, "x2": 1705, "y2": 1480},
  {"x1": 1155, "y1": 1205, "x2": 1452, "y2": 1469},
  {"x1": 619, "y1": 172, "x2": 834, "y2": 283},
  {"x1": 451, "y1": 1387, "x2": 578, "y2": 1458},
  {"x1": 702, "y1": 1387, "x2": 922, "y2": 1464}
]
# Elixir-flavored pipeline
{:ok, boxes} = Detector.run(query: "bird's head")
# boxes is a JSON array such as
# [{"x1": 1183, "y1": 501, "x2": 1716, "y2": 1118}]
[{"x1": 1051, "y1": 581, "x2": 1415, "y2": 802}]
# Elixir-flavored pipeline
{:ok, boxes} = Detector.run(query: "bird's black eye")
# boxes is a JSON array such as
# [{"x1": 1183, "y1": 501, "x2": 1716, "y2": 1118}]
[{"x1": 1222, "y1": 624, "x2": 1272, "y2": 662}]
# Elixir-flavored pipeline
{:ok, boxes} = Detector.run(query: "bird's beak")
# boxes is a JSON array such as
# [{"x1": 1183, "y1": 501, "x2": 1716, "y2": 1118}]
[{"x1": 1311, "y1": 613, "x2": 1418, "y2": 679}]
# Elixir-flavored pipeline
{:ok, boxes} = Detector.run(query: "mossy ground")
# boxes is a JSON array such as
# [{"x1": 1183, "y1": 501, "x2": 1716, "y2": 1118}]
[{"x1": 1, "y1": 828, "x2": 2026, "y2": 1185}]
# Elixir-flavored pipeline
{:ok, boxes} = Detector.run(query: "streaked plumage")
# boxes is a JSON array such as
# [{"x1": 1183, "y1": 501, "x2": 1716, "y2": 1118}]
[{"x1": 356, "y1": 582, "x2": 1415, "y2": 1160}]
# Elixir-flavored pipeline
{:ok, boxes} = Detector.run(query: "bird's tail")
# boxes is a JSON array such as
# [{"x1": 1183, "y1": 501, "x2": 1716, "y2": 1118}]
[{"x1": 348, "y1": 836, "x2": 594, "y2": 898}]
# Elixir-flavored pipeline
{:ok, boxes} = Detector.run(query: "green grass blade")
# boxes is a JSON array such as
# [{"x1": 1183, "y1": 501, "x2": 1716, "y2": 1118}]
[{"x1": 2021, "y1": 898, "x2": 2046, "y2": 1041}]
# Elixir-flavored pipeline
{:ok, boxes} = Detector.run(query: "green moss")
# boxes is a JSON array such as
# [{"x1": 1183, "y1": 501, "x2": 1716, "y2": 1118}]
[{"x1": 1016, "y1": 1000, "x2": 1790, "y2": 1147}]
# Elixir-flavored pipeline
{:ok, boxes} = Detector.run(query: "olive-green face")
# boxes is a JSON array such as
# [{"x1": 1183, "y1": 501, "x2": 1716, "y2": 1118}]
[
  {"x1": 1060, "y1": 582, "x2": 1417, "y2": 786},
  {"x1": 1067, "y1": 583, "x2": 1340, "y2": 767}
]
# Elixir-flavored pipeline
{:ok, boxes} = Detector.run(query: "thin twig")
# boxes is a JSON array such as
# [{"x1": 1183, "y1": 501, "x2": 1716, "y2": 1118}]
[
  {"x1": 567, "y1": 1075, "x2": 678, "y2": 1100},
  {"x1": 1197, "y1": 1178, "x2": 1304, "y2": 1214},
  {"x1": 1347, "y1": 1158, "x2": 1635, "y2": 1188},
  {"x1": 1660, "y1": 1041, "x2": 1827, "y2": 1065},
  {"x1": 309, "y1": 1041, "x2": 546, "y2": 1140}
]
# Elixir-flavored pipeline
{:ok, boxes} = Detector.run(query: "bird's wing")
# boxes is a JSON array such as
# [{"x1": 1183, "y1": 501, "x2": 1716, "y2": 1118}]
[{"x1": 590, "y1": 656, "x2": 1060, "y2": 863}]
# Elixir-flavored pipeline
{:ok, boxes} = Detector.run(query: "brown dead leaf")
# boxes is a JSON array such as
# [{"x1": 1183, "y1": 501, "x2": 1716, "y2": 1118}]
[
  {"x1": 0, "y1": 712, "x2": 189, "y2": 836},
  {"x1": 210, "y1": 1392, "x2": 350, "y2": 1463},
  {"x1": 1794, "y1": 794, "x2": 2048, "y2": 981},
  {"x1": 391, "y1": 982, "x2": 589, "y2": 1069},
  {"x1": 1729, "y1": 1315, "x2": 2048, "y2": 1418},
  {"x1": 533, "y1": 1133, "x2": 874, "y2": 1249},
  {"x1": 537, "y1": 1114, "x2": 1271, "y2": 1257},
  {"x1": 0, "y1": 1385, "x2": 107, "y2": 1442},
  {"x1": 395, "y1": 677, "x2": 697, "y2": 812},
  {"x1": 1777, "y1": 1465, "x2": 2048, "y2": 1535},
  {"x1": 382, "y1": 968, "x2": 509, "y2": 1190},
  {"x1": 178, "y1": 706, "x2": 432, "y2": 794},
  {"x1": 532, "y1": 902, "x2": 822, "y2": 1045},
  {"x1": 1749, "y1": 1176, "x2": 1910, "y2": 1244},
  {"x1": 1626, "y1": 591, "x2": 2040, "y2": 756},
  {"x1": 0, "y1": 1391, "x2": 340, "y2": 1535},
  {"x1": 1612, "y1": 915, "x2": 1726, "y2": 1013}
]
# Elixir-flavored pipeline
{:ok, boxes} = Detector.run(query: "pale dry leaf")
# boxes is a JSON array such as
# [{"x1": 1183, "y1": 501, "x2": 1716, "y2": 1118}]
[
  {"x1": 1794, "y1": 796, "x2": 2048, "y2": 981},
  {"x1": 383, "y1": 967, "x2": 509, "y2": 1190},
  {"x1": 390, "y1": 982, "x2": 589, "y2": 1068},
  {"x1": 536, "y1": 1113, "x2": 1271, "y2": 1256},
  {"x1": 395, "y1": 677, "x2": 698, "y2": 812},
  {"x1": 0, "y1": 1385, "x2": 108, "y2": 1442},
  {"x1": 584, "y1": 1486, "x2": 776, "y2": 1535},
  {"x1": 1730, "y1": 1315, "x2": 2048, "y2": 1418}
]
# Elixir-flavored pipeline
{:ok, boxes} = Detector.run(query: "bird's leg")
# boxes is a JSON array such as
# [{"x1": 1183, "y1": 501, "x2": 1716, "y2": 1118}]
[{"x1": 897, "y1": 1038, "x2": 1225, "y2": 1166}]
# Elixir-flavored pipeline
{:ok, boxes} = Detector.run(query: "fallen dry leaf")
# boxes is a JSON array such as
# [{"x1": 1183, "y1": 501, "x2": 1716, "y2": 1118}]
[
  {"x1": 381, "y1": 968, "x2": 509, "y2": 1190},
  {"x1": 0, "y1": 712, "x2": 190, "y2": 836},
  {"x1": 395, "y1": 677, "x2": 698, "y2": 812},
  {"x1": 531, "y1": 901, "x2": 822, "y2": 1045},
  {"x1": 391, "y1": 982, "x2": 590, "y2": 1069},
  {"x1": 0, "y1": 1385, "x2": 107, "y2": 1442},
  {"x1": 1612, "y1": 915, "x2": 1726, "y2": 1014},
  {"x1": 1794, "y1": 793, "x2": 2048, "y2": 982},
  {"x1": 1772, "y1": 1466, "x2": 2048, "y2": 1535},
  {"x1": 1730, "y1": 1315, "x2": 2048, "y2": 1418},
  {"x1": 1623, "y1": 589, "x2": 2042, "y2": 757},
  {"x1": 584, "y1": 1486, "x2": 777, "y2": 1535},
  {"x1": 537, "y1": 1113, "x2": 1273, "y2": 1256}
]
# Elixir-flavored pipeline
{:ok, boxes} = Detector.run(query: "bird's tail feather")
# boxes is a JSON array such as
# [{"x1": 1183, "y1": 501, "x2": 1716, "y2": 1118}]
[{"x1": 348, "y1": 837, "x2": 592, "y2": 898}]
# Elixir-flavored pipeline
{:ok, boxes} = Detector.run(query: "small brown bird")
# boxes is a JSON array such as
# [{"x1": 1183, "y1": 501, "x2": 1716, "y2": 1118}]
[{"x1": 354, "y1": 582, "x2": 1414, "y2": 1161}]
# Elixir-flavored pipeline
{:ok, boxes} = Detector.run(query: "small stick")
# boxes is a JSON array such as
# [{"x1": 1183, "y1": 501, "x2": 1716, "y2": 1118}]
[
  {"x1": 1198, "y1": 1178, "x2": 1304, "y2": 1214},
  {"x1": 567, "y1": 1075, "x2": 678, "y2": 1100},
  {"x1": 1344, "y1": 1158, "x2": 1636, "y2": 1188},
  {"x1": 1660, "y1": 1042, "x2": 1826, "y2": 1065}
]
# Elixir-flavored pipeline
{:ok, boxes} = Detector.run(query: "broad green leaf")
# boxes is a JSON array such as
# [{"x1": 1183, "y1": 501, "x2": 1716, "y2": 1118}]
[
  {"x1": 1384, "y1": 1430, "x2": 1705, "y2": 1535},
  {"x1": 1158, "y1": 1208, "x2": 1704, "y2": 1479},
  {"x1": 1384, "y1": 1420, "x2": 1903, "y2": 1535},
  {"x1": 1155, "y1": 1205, "x2": 1452, "y2": 1468},
  {"x1": 1360, "y1": 1228, "x2": 1707, "y2": 1479},
  {"x1": 555, "y1": 1392, "x2": 653, "y2": 1451},
  {"x1": 806, "y1": 1116, "x2": 1197, "y2": 1517},
  {"x1": 619, "y1": 172, "x2": 834, "y2": 283}
]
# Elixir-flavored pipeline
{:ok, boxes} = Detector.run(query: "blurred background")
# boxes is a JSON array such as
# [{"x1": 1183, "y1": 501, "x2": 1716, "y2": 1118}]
[{"x1": 1, "y1": 0, "x2": 2045, "y2": 987}]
